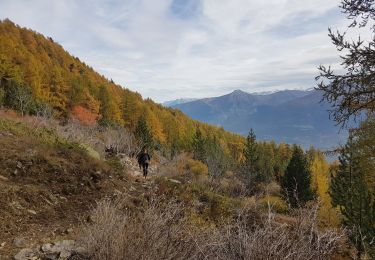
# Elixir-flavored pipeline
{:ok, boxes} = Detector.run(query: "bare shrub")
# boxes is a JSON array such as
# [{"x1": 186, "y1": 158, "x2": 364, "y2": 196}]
[
  {"x1": 209, "y1": 204, "x2": 345, "y2": 260},
  {"x1": 55, "y1": 119, "x2": 139, "y2": 157},
  {"x1": 56, "y1": 119, "x2": 98, "y2": 147},
  {"x1": 216, "y1": 176, "x2": 247, "y2": 197},
  {"x1": 78, "y1": 197, "x2": 344, "y2": 260},
  {"x1": 100, "y1": 125, "x2": 138, "y2": 156},
  {"x1": 78, "y1": 199, "x2": 129, "y2": 259},
  {"x1": 79, "y1": 198, "x2": 202, "y2": 260}
]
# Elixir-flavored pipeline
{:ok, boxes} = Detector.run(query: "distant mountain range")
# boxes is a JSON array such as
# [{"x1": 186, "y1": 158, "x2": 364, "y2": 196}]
[
  {"x1": 162, "y1": 98, "x2": 198, "y2": 107},
  {"x1": 164, "y1": 90, "x2": 348, "y2": 150}
]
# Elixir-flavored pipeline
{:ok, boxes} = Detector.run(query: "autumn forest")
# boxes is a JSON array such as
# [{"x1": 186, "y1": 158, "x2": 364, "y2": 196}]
[{"x1": 0, "y1": 0, "x2": 374, "y2": 258}]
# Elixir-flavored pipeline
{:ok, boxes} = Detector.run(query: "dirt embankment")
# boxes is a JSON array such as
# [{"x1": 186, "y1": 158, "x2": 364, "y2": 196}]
[{"x1": 0, "y1": 127, "x2": 156, "y2": 258}]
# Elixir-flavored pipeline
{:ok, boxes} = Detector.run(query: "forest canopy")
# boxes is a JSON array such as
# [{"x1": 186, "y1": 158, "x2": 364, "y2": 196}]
[{"x1": 0, "y1": 19, "x2": 244, "y2": 157}]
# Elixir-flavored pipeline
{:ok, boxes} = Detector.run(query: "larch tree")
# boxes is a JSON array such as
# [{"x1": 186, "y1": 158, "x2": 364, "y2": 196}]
[
  {"x1": 316, "y1": 0, "x2": 375, "y2": 125},
  {"x1": 98, "y1": 85, "x2": 113, "y2": 126}
]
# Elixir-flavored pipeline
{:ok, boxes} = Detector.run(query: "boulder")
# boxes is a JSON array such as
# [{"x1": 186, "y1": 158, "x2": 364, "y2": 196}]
[
  {"x1": 13, "y1": 248, "x2": 36, "y2": 260},
  {"x1": 168, "y1": 178, "x2": 182, "y2": 184},
  {"x1": 16, "y1": 240, "x2": 87, "y2": 260}
]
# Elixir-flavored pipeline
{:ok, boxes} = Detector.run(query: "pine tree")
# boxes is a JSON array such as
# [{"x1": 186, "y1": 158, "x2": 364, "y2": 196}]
[
  {"x1": 192, "y1": 128, "x2": 206, "y2": 162},
  {"x1": 135, "y1": 115, "x2": 153, "y2": 149},
  {"x1": 330, "y1": 137, "x2": 375, "y2": 258},
  {"x1": 242, "y1": 128, "x2": 259, "y2": 185},
  {"x1": 244, "y1": 128, "x2": 258, "y2": 170},
  {"x1": 282, "y1": 145, "x2": 314, "y2": 207}
]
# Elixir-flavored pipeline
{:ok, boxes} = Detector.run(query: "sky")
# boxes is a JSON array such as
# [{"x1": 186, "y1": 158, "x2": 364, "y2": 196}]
[{"x1": 0, "y1": 0, "x2": 351, "y2": 102}]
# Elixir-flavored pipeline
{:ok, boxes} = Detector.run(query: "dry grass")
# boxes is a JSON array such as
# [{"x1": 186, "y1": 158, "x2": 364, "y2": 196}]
[
  {"x1": 78, "y1": 198, "x2": 345, "y2": 260},
  {"x1": 211, "y1": 205, "x2": 345, "y2": 260},
  {"x1": 79, "y1": 198, "x2": 201, "y2": 260}
]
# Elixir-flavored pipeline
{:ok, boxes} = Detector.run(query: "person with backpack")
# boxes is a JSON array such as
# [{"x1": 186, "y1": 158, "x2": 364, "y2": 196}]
[{"x1": 137, "y1": 147, "x2": 151, "y2": 178}]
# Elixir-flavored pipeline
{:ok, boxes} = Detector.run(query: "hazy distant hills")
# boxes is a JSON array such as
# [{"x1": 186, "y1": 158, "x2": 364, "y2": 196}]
[
  {"x1": 162, "y1": 98, "x2": 198, "y2": 107},
  {"x1": 165, "y1": 90, "x2": 348, "y2": 149}
]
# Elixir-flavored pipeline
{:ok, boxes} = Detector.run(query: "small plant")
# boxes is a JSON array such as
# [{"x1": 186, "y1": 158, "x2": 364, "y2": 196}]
[
  {"x1": 187, "y1": 159, "x2": 208, "y2": 177},
  {"x1": 105, "y1": 156, "x2": 124, "y2": 173}
]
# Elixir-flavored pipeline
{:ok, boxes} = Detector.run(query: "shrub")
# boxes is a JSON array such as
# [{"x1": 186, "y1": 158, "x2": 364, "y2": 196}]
[
  {"x1": 258, "y1": 195, "x2": 288, "y2": 214},
  {"x1": 80, "y1": 143, "x2": 101, "y2": 160},
  {"x1": 187, "y1": 159, "x2": 208, "y2": 177},
  {"x1": 105, "y1": 156, "x2": 124, "y2": 173},
  {"x1": 216, "y1": 176, "x2": 247, "y2": 197},
  {"x1": 210, "y1": 204, "x2": 345, "y2": 260},
  {"x1": 56, "y1": 120, "x2": 138, "y2": 157},
  {"x1": 3, "y1": 82, "x2": 34, "y2": 116},
  {"x1": 0, "y1": 116, "x2": 59, "y2": 145},
  {"x1": 71, "y1": 105, "x2": 99, "y2": 125},
  {"x1": 78, "y1": 198, "x2": 344, "y2": 260},
  {"x1": 79, "y1": 198, "x2": 201, "y2": 260}
]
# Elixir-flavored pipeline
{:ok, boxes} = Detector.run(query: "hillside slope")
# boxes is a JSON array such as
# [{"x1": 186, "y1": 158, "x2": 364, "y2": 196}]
[
  {"x1": 0, "y1": 19, "x2": 244, "y2": 158},
  {"x1": 0, "y1": 112, "x2": 188, "y2": 258},
  {"x1": 0, "y1": 112, "x2": 348, "y2": 259}
]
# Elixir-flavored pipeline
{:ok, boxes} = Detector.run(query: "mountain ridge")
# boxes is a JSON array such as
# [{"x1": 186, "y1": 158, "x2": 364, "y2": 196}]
[{"x1": 168, "y1": 89, "x2": 347, "y2": 149}]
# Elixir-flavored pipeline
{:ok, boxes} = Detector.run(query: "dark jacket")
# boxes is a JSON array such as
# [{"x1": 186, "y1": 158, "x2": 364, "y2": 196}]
[{"x1": 137, "y1": 152, "x2": 150, "y2": 165}]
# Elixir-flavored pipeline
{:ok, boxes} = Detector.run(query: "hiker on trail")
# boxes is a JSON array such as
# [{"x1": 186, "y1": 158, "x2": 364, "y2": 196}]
[{"x1": 137, "y1": 148, "x2": 151, "y2": 178}]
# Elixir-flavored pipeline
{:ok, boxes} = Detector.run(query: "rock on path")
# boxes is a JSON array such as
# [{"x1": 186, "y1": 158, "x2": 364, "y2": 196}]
[{"x1": 14, "y1": 240, "x2": 86, "y2": 260}]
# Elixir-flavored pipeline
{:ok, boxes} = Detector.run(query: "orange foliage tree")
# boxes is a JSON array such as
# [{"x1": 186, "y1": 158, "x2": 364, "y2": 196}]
[{"x1": 71, "y1": 105, "x2": 99, "y2": 126}]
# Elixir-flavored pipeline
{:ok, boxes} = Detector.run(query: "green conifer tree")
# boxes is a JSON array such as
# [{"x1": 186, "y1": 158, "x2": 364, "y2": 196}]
[
  {"x1": 243, "y1": 128, "x2": 260, "y2": 187},
  {"x1": 330, "y1": 138, "x2": 375, "y2": 258},
  {"x1": 244, "y1": 128, "x2": 258, "y2": 170},
  {"x1": 192, "y1": 128, "x2": 206, "y2": 162},
  {"x1": 135, "y1": 115, "x2": 153, "y2": 150},
  {"x1": 282, "y1": 145, "x2": 314, "y2": 207}
]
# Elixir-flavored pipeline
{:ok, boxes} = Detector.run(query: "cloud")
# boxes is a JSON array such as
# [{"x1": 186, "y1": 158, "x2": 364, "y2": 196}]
[{"x1": 0, "y1": 0, "x2": 351, "y2": 102}]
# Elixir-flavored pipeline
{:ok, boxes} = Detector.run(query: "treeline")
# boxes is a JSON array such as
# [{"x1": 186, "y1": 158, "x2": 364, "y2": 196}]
[
  {"x1": 191, "y1": 128, "x2": 331, "y2": 210},
  {"x1": 0, "y1": 19, "x2": 244, "y2": 158}
]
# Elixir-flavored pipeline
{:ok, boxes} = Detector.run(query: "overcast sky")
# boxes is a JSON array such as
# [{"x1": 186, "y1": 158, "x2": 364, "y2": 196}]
[{"x1": 0, "y1": 0, "x2": 350, "y2": 102}]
